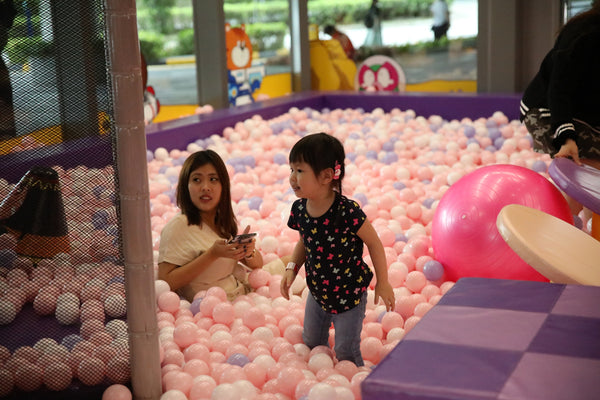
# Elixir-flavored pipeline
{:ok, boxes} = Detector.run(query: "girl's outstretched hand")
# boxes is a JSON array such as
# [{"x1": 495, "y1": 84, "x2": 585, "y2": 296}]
[
  {"x1": 280, "y1": 270, "x2": 295, "y2": 300},
  {"x1": 374, "y1": 281, "x2": 395, "y2": 312}
]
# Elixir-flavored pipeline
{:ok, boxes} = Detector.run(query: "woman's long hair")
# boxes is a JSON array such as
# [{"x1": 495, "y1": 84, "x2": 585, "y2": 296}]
[{"x1": 176, "y1": 150, "x2": 237, "y2": 238}]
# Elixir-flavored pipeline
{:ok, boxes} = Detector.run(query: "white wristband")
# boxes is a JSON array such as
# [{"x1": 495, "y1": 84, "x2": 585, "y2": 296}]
[{"x1": 286, "y1": 262, "x2": 299, "y2": 273}]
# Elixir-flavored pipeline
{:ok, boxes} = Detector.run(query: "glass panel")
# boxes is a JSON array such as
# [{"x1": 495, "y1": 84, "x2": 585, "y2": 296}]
[
  {"x1": 136, "y1": 0, "x2": 198, "y2": 107},
  {"x1": 562, "y1": 0, "x2": 594, "y2": 22},
  {"x1": 224, "y1": 0, "x2": 291, "y2": 76},
  {"x1": 310, "y1": 0, "x2": 478, "y2": 92}
]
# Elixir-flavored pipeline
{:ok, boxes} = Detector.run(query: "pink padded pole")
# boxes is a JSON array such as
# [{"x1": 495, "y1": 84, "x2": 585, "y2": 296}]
[{"x1": 104, "y1": 1, "x2": 161, "y2": 398}]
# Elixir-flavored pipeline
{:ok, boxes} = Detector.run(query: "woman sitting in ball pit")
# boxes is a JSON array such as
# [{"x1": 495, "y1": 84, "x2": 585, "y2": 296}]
[{"x1": 158, "y1": 150, "x2": 286, "y2": 301}]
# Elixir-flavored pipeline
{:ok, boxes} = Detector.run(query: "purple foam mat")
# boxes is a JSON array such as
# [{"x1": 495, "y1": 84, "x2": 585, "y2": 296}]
[
  {"x1": 361, "y1": 278, "x2": 600, "y2": 400},
  {"x1": 1, "y1": 91, "x2": 522, "y2": 183}
]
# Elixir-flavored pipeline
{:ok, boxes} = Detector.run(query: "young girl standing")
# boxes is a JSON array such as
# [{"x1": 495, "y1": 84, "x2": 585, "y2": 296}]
[
  {"x1": 280, "y1": 132, "x2": 395, "y2": 366},
  {"x1": 158, "y1": 150, "x2": 264, "y2": 301}
]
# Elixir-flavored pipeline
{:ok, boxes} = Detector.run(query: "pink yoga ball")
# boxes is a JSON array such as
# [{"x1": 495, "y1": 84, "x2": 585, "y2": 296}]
[{"x1": 432, "y1": 164, "x2": 573, "y2": 282}]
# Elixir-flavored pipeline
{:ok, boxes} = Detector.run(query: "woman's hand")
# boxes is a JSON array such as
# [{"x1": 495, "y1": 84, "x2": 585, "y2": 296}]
[
  {"x1": 555, "y1": 139, "x2": 582, "y2": 165},
  {"x1": 210, "y1": 239, "x2": 247, "y2": 261}
]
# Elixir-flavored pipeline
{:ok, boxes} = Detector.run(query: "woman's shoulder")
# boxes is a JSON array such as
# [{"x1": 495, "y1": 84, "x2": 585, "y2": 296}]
[{"x1": 163, "y1": 213, "x2": 189, "y2": 231}]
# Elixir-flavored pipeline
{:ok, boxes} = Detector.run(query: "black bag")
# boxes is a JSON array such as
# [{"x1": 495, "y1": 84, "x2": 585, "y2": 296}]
[{"x1": 364, "y1": 7, "x2": 375, "y2": 28}]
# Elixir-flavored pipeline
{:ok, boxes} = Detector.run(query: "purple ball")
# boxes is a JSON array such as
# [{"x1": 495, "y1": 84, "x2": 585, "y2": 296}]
[
  {"x1": 227, "y1": 353, "x2": 250, "y2": 367},
  {"x1": 190, "y1": 297, "x2": 203, "y2": 315},
  {"x1": 463, "y1": 125, "x2": 476, "y2": 138},
  {"x1": 354, "y1": 193, "x2": 368, "y2": 206},
  {"x1": 494, "y1": 137, "x2": 505, "y2": 149},
  {"x1": 531, "y1": 160, "x2": 547, "y2": 173},
  {"x1": 423, "y1": 260, "x2": 444, "y2": 281},
  {"x1": 248, "y1": 196, "x2": 262, "y2": 210},
  {"x1": 273, "y1": 153, "x2": 287, "y2": 165}
]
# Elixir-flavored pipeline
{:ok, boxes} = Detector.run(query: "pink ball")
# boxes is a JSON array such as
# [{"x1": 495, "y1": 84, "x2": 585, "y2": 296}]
[
  {"x1": 106, "y1": 356, "x2": 130, "y2": 384},
  {"x1": 242, "y1": 307, "x2": 266, "y2": 330},
  {"x1": 164, "y1": 371, "x2": 193, "y2": 395},
  {"x1": 198, "y1": 295, "x2": 222, "y2": 317},
  {"x1": 276, "y1": 366, "x2": 304, "y2": 397},
  {"x1": 377, "y1": 227, "x2": 396, "y2": 247},
  {"x1": 308, "y1": 352, "x2": 334, "y2": 373},
  {"x1": 243, "y1": 363, "x2": 267, "y2": 388},
  {"x1": 43, "y1": 362, "x2": 73, "y2": 391},
  {"x1": 183, "y1": 343, "x2": 210, "y2": 362},
  {"x1": 381, "y1": 312, "x2": 404, "y2": 332},
  {"x1": 432, "y1": 165, "x2": 572, "y2": 282},
  {"x1": 248, "y1": 269, "x2": 271, "y2": 289},
  {"x1": 206, "y1": 286, "x2": 228, "y2": 302},
  {"x1": 387, "y1": 268, "x2": 405, "y2": 288},
  {"x1": 77, "y1": 357, "x2": 105, "y2": 386},
  {"x1": 404, "y1": 271, "x2": 427, "y2": 292},
  {"x1": 283, "y1": 324, "x2": 303, "y2": 345},
  {"x1": 14, "y1": 364, "x2": 42, "y2": 392},
  {"x1": 360, "y1": 337, "x2": 383, "y2": 364},
  {"x1": 102, "y1": 384, "x2": 133, "y2": 400},
  {"x1": 158, "y1": 291, "x2": 181, "y2": 313},
  {"x1": 213, "y1": 302, "x2": 235, "y2": 326},
  {"x1": 189, "y1": 379, "x2": 216, "y2": 400},
  {"x1": 173, "y1": 322, "x2": 198, "y2": 349},
  {"x1": 295, "y1": 378, "x2": 318, "y2": 399}
]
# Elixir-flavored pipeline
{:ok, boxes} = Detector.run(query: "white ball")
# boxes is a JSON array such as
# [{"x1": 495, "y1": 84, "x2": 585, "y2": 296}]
[
  {"x1": 55, "y1": 302, "x2": 79, "y2": 325},
  {"x1": 104, "y1": 294, "x2": 127, "y2": 318},
  {"x1": 154, "y1": 280, "x2": 170, "y2": 298},
  {"x1": 105, "y1": 319, "x2": 128, "y2": 338},
  {"x1": 0, "y1": 300, "x2": 16, "y2": 325}
]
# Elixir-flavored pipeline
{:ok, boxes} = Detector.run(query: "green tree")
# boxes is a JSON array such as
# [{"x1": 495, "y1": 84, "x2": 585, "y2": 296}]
[{"x1": 140, "y1": 0, "x2": 177, "y2": 34}]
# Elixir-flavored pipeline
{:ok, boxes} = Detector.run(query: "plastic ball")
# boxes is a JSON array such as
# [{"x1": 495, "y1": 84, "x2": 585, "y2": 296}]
[
  {"x1": 77, "y1": 357, "x2": 105, "y2": 386},
  {"x1": 102, "y1": 384, "x2": 133, "y2": 400},
  {"x1": 0, "y1": 300, "x2": 16, "y2": 325},
  {"x1": 432, "y1": 164, "x2": 573, "y2": 281},
  {"x1": 226, "y1": 353, "x2": 250, "y2": 367},
  {"x1": 43, "y1": 362, "x2": 73, "y2": 391},
  {"x1": 422, "y1": 260, "x2": 444, "y2": 281},
  {"x1": 158, "y1": 291, "x2": 181, "y2": 313}
]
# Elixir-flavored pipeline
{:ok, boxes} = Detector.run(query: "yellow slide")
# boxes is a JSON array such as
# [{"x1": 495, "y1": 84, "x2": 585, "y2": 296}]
[{"x1": 310, "y1": 39, "x2": 357, "y2": 91}]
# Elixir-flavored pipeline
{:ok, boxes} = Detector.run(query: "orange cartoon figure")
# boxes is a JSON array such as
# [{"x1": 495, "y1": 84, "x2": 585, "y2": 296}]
[{"x1": 225, "y1": 23, "x2": 264, "y2": 106}]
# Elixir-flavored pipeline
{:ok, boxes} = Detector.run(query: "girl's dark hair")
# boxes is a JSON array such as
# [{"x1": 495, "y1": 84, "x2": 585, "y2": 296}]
[
  {"x1": 289, "y1": 132, "x2": 345, "y2": 193},
  {"x1": 176, "y1": 150, "x2": 237, "y2": 238}
]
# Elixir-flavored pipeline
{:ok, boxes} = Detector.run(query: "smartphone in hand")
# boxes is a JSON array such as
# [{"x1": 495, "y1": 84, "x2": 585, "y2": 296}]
[{"x1": 228, "y1": 233, "x2": 257, "y2": 244}]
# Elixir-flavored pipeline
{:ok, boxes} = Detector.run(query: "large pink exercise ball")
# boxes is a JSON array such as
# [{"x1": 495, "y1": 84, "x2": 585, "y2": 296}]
[{"x1": 432, "y1": 164, "x2": 573, "y2": 282}]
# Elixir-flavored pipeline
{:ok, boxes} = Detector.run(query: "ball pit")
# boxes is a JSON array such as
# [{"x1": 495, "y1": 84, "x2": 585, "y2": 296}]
[{"x1": 1, "y1": 99, "x2": 596, "y2": 400}]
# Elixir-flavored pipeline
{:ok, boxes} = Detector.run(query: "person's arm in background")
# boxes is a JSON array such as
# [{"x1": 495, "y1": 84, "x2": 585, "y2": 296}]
[{"x1": 547, "y1": 23, "x2": 591, "y2": 164}]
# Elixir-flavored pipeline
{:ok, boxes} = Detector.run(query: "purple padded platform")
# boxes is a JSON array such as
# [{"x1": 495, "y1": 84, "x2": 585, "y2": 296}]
[
  {"x1": 361, "y1": 278, "x2": 600, "y2": 400},
  {"x1": 1, "y1": 91, "x2": 521, "y2": 183},
  {"x1": 548, "y1": 158, "x2": 600, "y2": 214}
]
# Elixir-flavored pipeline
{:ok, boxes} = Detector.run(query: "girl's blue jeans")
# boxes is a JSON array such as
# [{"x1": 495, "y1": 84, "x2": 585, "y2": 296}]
[{"x1": 302, "y1": 291, "x2": 368, "y2": 366}]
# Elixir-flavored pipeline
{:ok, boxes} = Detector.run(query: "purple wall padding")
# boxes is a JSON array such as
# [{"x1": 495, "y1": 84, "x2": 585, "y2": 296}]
[{"x1": 1, "y1": 91, "x2": 522, "y2": 183}]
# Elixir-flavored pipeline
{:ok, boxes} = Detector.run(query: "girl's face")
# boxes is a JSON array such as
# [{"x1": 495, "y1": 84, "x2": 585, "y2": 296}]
[
  {"x1": 188, "y1": 163, "x2": 222, "y2": 215},
  {"x1": 289, "y1": 161, "x2": 326, "y2": 199}
]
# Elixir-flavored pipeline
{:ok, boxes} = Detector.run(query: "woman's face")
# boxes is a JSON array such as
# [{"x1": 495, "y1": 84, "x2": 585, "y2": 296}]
[{"x1": 188, "y1": 163, "x2": 222, "y2": 216}]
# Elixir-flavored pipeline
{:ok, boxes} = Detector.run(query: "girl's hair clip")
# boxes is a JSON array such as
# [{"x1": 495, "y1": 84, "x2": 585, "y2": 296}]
[{"x1": 333, "y1": 161, "x2": 341, "y2": 180}]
